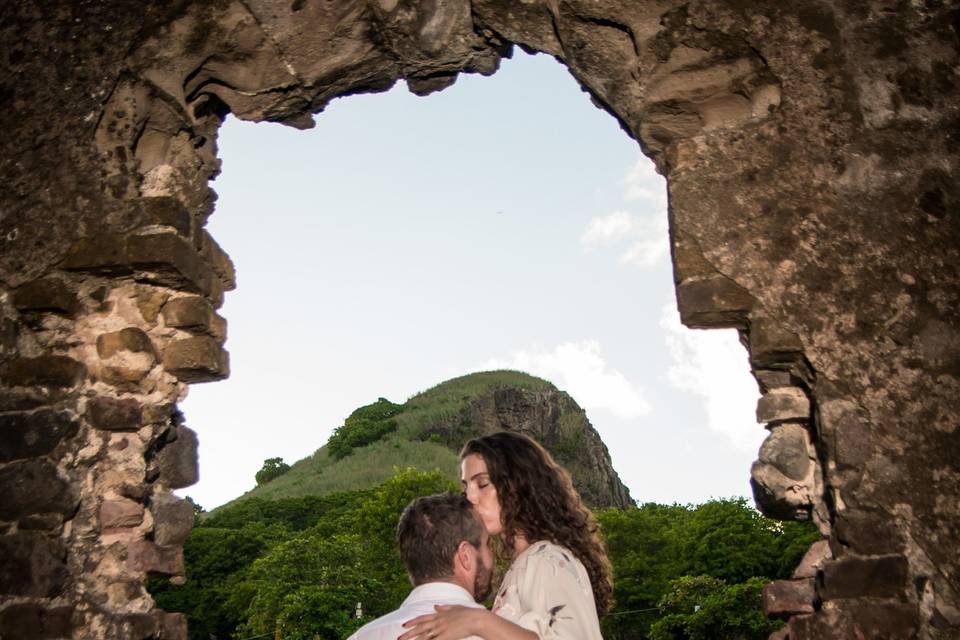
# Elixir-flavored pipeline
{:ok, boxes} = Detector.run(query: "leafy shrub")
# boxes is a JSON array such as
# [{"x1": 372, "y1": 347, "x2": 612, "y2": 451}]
[
  {"x1": 255, "y1": 457, "x2": 291, "y2": 485},
  {"x1": 326, "y1": 398, "x2": 405, "y2": 460}
]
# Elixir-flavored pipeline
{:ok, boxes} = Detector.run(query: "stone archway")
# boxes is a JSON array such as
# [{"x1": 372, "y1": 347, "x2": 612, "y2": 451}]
[{"x1": 1, "y1": 2, "x2": 957, "y2": 638}]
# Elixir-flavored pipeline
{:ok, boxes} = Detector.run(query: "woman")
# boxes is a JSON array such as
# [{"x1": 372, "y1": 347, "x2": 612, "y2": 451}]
[{"x1": 399, "y1": 431, "x2": 612, "y2": 640}]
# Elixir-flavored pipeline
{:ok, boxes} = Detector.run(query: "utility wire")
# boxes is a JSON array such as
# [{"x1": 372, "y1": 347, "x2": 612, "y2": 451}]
[{"x1": 606, "y1": 606, "x2": 660, "y2": 617}]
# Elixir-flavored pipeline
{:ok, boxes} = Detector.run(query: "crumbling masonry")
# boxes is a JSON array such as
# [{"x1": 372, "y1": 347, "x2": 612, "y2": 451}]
[{"x1": 1, "y1": 1, "x2": 958, "y2": 638}]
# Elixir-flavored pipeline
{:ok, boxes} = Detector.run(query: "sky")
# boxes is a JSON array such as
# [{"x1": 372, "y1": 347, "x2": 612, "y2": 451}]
[{"x1": 180, "y1": 51, "x2": 765, "y2": 510}]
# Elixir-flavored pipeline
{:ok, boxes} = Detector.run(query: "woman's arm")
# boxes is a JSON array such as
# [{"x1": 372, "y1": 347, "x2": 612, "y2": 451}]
[{"x1": 398, "y1": 605, "x2": 539, "y2": 640}]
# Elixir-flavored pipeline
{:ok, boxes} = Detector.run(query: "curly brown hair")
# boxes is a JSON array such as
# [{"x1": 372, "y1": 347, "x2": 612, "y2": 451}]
[{"x1": 460, "y1": 431, "x2": 614, "y2": 616}]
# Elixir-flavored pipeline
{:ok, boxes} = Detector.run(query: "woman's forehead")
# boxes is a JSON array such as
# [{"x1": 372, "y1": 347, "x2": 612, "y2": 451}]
[{"x1": 461, "y1": 453, "x2": 488, "y2": 477}]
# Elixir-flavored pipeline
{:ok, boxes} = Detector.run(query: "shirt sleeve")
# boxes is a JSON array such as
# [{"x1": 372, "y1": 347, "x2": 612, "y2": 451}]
[{"x1": 509, "y1": 544, "x2": 602, "y2": 640}]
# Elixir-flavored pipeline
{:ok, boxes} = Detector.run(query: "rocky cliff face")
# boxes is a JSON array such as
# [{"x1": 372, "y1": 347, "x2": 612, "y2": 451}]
[{"x1": 422, "y1": 386, "x2": 633, "y2": 510}]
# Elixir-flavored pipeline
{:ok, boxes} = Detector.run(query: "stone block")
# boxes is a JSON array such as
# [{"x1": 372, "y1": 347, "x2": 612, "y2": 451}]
[
  {"x1": 139, "y1": 196, "x2": 192, "y2": 236},
  {"x1": 100, "y1": 498, "x2": 145, "y2": 529},
  {"x1": 0, "y1": 531, "x2": 68, "y2": 597},
  {"x1": 162, "y1": 336, "x2": 229, "y2": 382},
  {"x1": 790, "y1": 602, "x2": 919, "y2": 640},
  {"x1": 96, "y1": 327, "x2": 155, "y2": 359},
  {"x1": 151, "y1": 492, "x2": 195, "y2": 546},
  {"x1": 755, "y1": 369, "x2": 793, "y2": 391},
  {"x1": 127, "y1": 232, "x2": 213, "y2": 295},
  {"x1": 126, "y1": 540, "x2": 184, "y2": 575},
  {"x1": 0, "y1": 603, "x2": 73, "y2": 639},
  {"x1": 757, "y1": 387, "x2": 810, "y2": 423},
  {"x1": 0, "y1": 409, "x2": 78, "y2": 462},
  {"x1": 118, "y1": 612, "x2": 159, "y2": 639},
  {"x1": 676, "y1": 274, "x2": 756, "y2": 329},
  {"x1": 97, "y1": 328, "x2": 156, "y2": 383},
  {"x1": 161, "y1": 296, "x2": 213, "y2": 330},
  {"x1": 763, "y1": 578, "x2": 816, "y2": 619},
  {"x1": 0, "y1": 459, "x2": 78, "y2": 520},
  {"x1": 818, "y1": 554, "x2": 910, "y2": 600},
  {"x1": 156, "y1": 425, "x2": 199, "y2": 489},
  {"x1": 0, "y1": 355, "x2": 86, "y2": 388},
  {"x1": 157, "y1": 611, "x2": 188, "y2": 640},
  {"x1": 87, "y1": 396, "x2": 143, "y2": 431},
  {"x1": 199, "y1": 229, "x2": 236, "y2": 290},
  {"x1": 749, "y1": 319, "x2": 805, "y2": 368},
  {"x1": 751, "y1": 460, "x2": 812, "y2": 521},
  {"x1": 12, "y1": 278, "x2": 80, "y2": 315},
  {"x1": 135, "y1": 286, "x2": 170, "y2": 323},
  {"x1": 0, "y1": 388, "x2": 48, "y2": 412},
  {"x1": 792, "y1": 539, "x2": 831, "y2": 579},
  {"x1": 18, "y1": 513, "x2": 64, "y2": 531},
  {"x1": 61, "y1": 234, "x2": 130, "y2": 271},
  {"x1": 835, "y1": 508, "x2": 905, "y2": 554},
  {"x1": 758, "y1": 423, "x2": 812, "y2": 481}
]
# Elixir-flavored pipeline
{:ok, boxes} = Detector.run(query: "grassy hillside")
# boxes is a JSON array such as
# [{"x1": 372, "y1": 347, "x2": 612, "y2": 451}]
[{"x1": 209, "y1": 371, "x2": 556, "y2": 513}]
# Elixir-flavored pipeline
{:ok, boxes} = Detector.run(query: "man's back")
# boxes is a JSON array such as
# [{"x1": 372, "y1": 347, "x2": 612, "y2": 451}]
[{"x1": 348, "y1": 582, "x2": 483, "y2": 640}]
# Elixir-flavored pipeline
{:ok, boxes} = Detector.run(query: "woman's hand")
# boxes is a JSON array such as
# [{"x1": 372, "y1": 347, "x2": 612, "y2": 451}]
[{"x1": 399, "y1": 604, "x2": 481, "y2": 640}]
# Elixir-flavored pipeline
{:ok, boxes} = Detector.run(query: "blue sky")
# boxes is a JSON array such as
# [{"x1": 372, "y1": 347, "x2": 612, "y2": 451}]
[{"x1": 181, "y1": 51, "x2": 764, "y2": 509}]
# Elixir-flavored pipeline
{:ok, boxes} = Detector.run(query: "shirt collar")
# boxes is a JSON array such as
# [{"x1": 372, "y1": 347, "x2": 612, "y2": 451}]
[{"x1": 402, "y1": 582, "x2": 476, "y2": 607}]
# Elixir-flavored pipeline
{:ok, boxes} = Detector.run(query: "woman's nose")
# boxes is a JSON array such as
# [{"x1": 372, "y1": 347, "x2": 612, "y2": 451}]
[{"x1": 465, "y1": 486, "x2": 479, "y2": 504}]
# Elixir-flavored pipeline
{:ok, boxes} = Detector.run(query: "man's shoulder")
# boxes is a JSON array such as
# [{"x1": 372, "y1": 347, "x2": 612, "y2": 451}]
[{"x1": 347, "y1": 585, "x2": 482, "y2": 640}]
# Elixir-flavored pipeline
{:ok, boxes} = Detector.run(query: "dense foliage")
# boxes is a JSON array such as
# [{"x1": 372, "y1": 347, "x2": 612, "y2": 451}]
[
  {"x1": 152, "y1": 473, "x2": 817, "y2": 640},
  {"x1": 598, "y1": 499, "x2": 818, "y2": 639},
  {"x1": 255, "y1": 457, "x2": 292, "y2": 485},
  {"x1": 326, "y1": 398, "x2": 405, "y2": 460}
]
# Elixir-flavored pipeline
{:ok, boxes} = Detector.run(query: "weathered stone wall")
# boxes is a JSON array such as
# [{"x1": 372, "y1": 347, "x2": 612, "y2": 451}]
[{"x1": 0, "y1": 1, "x2": 957, "y2": 638}]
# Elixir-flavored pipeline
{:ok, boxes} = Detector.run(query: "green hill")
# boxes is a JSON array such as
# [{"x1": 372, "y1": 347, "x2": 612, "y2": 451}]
[{"x1": 209, "y1": 370, "x2": 562, "y2": 513}]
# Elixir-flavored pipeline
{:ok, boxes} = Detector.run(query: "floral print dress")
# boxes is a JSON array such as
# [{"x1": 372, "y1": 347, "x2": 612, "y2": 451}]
[{"x1": 492, "y1": 541, "x2": 603, "y2": 640}]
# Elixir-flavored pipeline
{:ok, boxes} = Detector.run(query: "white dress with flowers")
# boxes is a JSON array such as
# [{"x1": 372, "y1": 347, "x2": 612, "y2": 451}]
[{"x1": 492, "y1": 541, "x2": 603, "y2": 640}]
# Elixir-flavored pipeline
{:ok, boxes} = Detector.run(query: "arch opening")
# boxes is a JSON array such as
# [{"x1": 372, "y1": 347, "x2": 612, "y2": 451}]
[{"x1": 2, "y1": 2, "x2": 958, "y2": 639}]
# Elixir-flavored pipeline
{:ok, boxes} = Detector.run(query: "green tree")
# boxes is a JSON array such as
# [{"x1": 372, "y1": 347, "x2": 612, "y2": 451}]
[
  {"x1": 326, "y1": 398, "x2": 405, "y2": 459},
  {"x1": 255, "y1": 456, "x2": 292, "y2": 485},
  {"x1": 648, "y1": 576, "x2": 781, "y2": 640}
]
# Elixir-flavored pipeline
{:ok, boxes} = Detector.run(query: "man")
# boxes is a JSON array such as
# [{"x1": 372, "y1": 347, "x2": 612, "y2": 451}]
[{"x1": 348, "y1": 493, "x2": 494, "y2": 640}]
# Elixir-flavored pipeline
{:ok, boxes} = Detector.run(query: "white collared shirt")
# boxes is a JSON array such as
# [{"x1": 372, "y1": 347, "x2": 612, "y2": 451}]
[{"x1": 347, "y1": 582, "x2": 484, "y2": 640}]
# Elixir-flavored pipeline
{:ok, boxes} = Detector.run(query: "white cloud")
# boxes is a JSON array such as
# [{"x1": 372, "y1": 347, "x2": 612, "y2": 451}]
[
  {"x1": 482, "y1": 340, "x2": 652, "y2": 419},
  {"x1": 581, "y1": 210, "x2": 635, "y2": 249},
  {"x1": 659, "y1": 303, "x2": 763, "y2": 450},
  {"x1": 580, "y1": 210, "x2": 670, "y2": 268},
  {"x1": 623, "y1": 158, "x2": 667, "y2": 204}
]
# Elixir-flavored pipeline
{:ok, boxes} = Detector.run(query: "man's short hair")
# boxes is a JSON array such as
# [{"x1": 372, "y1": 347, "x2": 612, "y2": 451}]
[{"x1": 397, "y1": 493, "x2": 484, "y2": 585}]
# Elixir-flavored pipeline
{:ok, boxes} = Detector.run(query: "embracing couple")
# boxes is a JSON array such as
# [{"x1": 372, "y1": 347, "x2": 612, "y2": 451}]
[{"x1": 348, "y1": 431, "x2": 610, "y2": 640}]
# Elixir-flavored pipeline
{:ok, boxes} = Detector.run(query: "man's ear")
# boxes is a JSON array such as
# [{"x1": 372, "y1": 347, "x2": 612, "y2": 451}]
[{"x1": 456, "y1": 540, "x2": 475, "y2": 572}]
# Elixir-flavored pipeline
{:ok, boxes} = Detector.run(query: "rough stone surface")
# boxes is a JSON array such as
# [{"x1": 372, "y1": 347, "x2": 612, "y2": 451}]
[
  {"x1": 757, "y1": 423, "x2": 813, "y2": 481},
  {"x1": 161, "y1": 296, "x2": 213, "y2": 331},
  {"x1": 126, "y1": 540, "x2": 184, "y2": 575},
  {"x1": 757, "y1": 387, "x2": 811, "y2": 424},
  {"x1": 150, "y1": 493, "x2": 195, "y2": 546},
  {"x1": 100, "y1": 499, "x2": 145, "y2": 530},
  {"x1": 0, "y1": 603, "x2": 73, "y2": 639},
  {"x1": 0, "y1": 532, "x2": 68, "y2": 597},
  {"x1": 763, "y1": 578, "x2": 816, "y2": 619},
  {"x1": 87, "y1": 396, "x2": 143, "y2": 431},
  {"x1": 819, "y1": 554, "x2": 911, "y2": 600},
  {"x1": 0, "y1": 409, "x2": 78, "y2": 462},
  {"x1": 0, "y1": 459, "x2": 78, "y2": 520},
  {"x1": 1, "y1": 1, "x2": 958, "y2": 636},
  {"x1": 12, "y1": 278, "x2": 80, "y2": 315},
  {"x1": 96, "y1": 328, "x2": 157, "y2": 384},
  {"x1": 792, "y1": 539, "x2": 831, "y2": 579},
  {"x1": 0, "y1": 356, "x2": 86, "y2": 388},
  {"x1": 751, "y1": 460, "x2": 813, "y2": 522},
  {"x1": 161, "y1": 336, "x2": 229, "y2": 382},
  {"x1": 155, "y1": 425, "x2": 199, "y2": 490}
]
